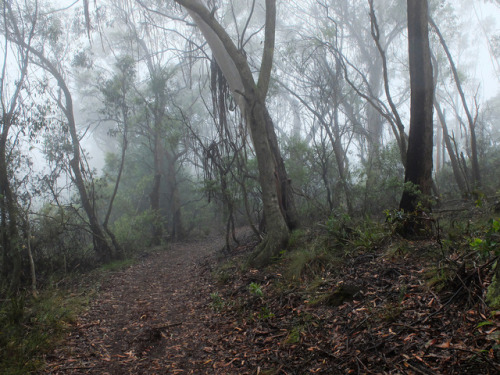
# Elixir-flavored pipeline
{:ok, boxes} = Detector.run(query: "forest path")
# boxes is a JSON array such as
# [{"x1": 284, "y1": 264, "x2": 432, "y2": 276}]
[
  {"x1": 44, "y1": 233, "x2": 233, "y2": 374},
  {"x1": 41, "y1": 228, "x2": 500, "y2": 374}
]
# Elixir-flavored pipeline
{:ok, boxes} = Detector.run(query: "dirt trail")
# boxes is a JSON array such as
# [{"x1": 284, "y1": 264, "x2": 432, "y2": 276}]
[
  {"x1": 44, "y1": 235, "x2": 228, "y2": 374},
  {"x1": 42, "y1": 228, "x2": 500, "y2": 374}
]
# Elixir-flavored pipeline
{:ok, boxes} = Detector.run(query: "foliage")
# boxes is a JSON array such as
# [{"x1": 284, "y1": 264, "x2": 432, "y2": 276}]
[
  {"x1": 283, "y1": 137, "x2": 329, "y2": 220},
  {"x1": 248, "y1": 282, "x2": 264, "y2": 297},
  {"x1": 285, "y1": 237, "x2": 341, "y2": 283},
  {"x1": 209, "y1": 292, "x2": 225, "y2": 312},
  {"x1": 0, "y1": 290, "x2": 88, "y2": 374},
  {"x1": 435, "y1": 142, "x2": 500, "y2": 199},
  {"x1": 353, "y1": 142, "x2": 406, "y2": 215},
  {"x1": 111, "y1": 210, "x2": 158, "y2": 253},
  {"x1": 384, "y1": 207, "x2": 436, "y2": 239},
  {"x1": 287, "y1": 229, "x2": 306, "y2": 248},
  {"x1": 470, "y1": 218, "x2": 500, "y2": 257},
  {"x1": 327, "y1": 212, "x2": 389, "y2": 250},
  {"x1": 255, "y1": 305, "x2": 275, "y2": 321},
  {"x1": 29, "y1": 204, "x2": 95, "y2": 284},
  {"x1": 325, "y1": 212, "x2": 354, "y2": 244},
  {"x1": 479, "y1": 144, "x2": 500, "y2": 195}
]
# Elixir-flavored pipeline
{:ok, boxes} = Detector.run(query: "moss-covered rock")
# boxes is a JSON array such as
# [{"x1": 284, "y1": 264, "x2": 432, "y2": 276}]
[{"x1": 486, "y1": 261, "x2": 500, "y2": 309}]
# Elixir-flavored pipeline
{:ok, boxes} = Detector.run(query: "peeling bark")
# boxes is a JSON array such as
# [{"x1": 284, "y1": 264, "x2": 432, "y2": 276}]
[{"x1": 175, "y1": 0, "x2": 291, "y2": 265}]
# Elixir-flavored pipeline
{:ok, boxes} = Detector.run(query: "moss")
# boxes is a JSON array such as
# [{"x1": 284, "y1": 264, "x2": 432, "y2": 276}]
[
  {"x1": 486, "y1": 262, "x2": 500, "y2": 309},
  {"x1": 284, "y1": 326, "x2": 303, "y2": 345},
  {"x1": 247, "y1": 229, "x2": 289, "y2": 268},
  {"x1": 425, "y1": 266, "x2": 452, "y2": 293}
]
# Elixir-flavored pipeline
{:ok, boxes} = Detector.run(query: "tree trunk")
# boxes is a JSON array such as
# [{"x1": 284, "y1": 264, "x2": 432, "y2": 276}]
[
  {"x1": 150, "y1": 162, "x2": 163, "y2": 246},
  {"x1": 69, "y1": 158, "x2": 113, "y2": 262},
  {"x1": 23, "y1": 205, "x2": 37, "y2": 296},
  {"x1": 363, "y1": 55, "x2": 384, "y2": 213},
  {"x1": 434, "y1": 102, "x2": 468, "y2": 194},
  {"x1": 0, "y1": 134, "x2": 21, "y2": 292},
  {"x1": 24, "y1": 45, "x2": 114, "y2": 262},
  {"x1": 1, "y1": 2, "x2": 33, "y2": 292},
  {"x1": 366, "y1": 56, "x2": 384, "y2": 154},
  {"x1": 175, "y1": 0, "x2": 290, "y2": 266},
  {"x1": 246, "y1": 98, "x2": 289, "y2": 267},
  {"x1": 369, "y1": 0, "x2": 408, "y2": 167},
  {"x1": 102, "y1": 143, "x2": 126, "y2": 259},
  {"x1": 400, "y1": 0, "x2": 434, "y2": 213},
  {"x1": 435, "y1": 115, "x2": 442, "y2": 174},
  {"x1": 430, "y1": 18, "x2": 481, "y2": 191},
  {"x1": 165, "y1": 149, "x2": 185, "y2": 240},
  {"x1": 263, "y1": 108, "x2": 300, "y2": 229}
]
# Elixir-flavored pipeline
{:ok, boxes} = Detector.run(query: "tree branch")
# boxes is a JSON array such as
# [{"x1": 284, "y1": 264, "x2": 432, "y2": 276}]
[{"x1": 257, "y1": 0, "x2": 275, "y2": 99}]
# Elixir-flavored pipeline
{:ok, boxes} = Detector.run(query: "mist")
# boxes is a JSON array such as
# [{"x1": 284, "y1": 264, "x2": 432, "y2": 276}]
[{"x1": 1, "y1": 1, "x2": 500, "y2": 372}]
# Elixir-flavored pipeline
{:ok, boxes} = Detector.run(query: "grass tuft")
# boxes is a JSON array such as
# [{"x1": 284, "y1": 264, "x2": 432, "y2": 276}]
[{"x1": 0, "y1": 290, "x2": 89, "y2": 374}]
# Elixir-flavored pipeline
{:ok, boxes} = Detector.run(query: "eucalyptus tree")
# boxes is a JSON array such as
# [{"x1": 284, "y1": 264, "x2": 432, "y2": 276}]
[
  {"x1": 98, "y1": 55, "x2": 137, "y2": 255},
  {"x1": 432, "y1": 56, "x2": 468, "y2": 195},
  {"x1": 426, "y1": 1, "x2": 496, "y2": 196},
  {"x1": 4, "y1": 1, "x2": 116, "y2": 262},
  {"x1": 184, "y1": 57, "x2": 250, "y2": 249},
  {"x1": 399, "y1": 0, "x2": 434, "y2": 213},
  {"x1": 168, "y1": 0, "x2": 298, "y2": 266},
  {"x1": 276, "y1": 0, "x2": 408, "y2": 215},
  {"x1": 0, "y1": 0, "x2": 36, "y2": 291},
  {"x1": 315, "y1": 0, "x2": 406, "y2": 158},
  {"x1": 430, "y1": 17, "x2": 482, "y2": 192},
  {"x1": 279, "y1": 46, "x2": 356, "y2": 215},
  {"x1": 85, "y1": 0, "x2": 192, "y2": 243}
]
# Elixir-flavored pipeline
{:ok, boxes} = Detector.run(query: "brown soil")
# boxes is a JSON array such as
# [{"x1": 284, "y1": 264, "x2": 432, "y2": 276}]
[{"x1": 43, "y1": 233, "x2": 230, "y2": 374}]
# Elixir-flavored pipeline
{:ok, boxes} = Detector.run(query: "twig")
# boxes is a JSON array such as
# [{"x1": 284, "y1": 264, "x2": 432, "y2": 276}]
[
  {"x1": 355, "y1": 355, "x2": 374, "y2": 374},
  {"x1": 434, "y1": 346, "x2": 500, "y2": 372},
  {"x1": 56, "y1": 365, "x2": 102, "y2": 371},
  {"x1": 154, "y1": 322, "x2": 183, "y2": 330},
  {"x1": 403, "y1": 360, "x2": 433, "y2": 375},
  {"x1": 411, "y1": 257, "x2": 498, "y2": 326}
]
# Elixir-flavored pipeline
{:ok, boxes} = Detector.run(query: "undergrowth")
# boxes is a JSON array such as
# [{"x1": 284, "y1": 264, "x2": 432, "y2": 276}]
[
  {"x1": 207, "y1": 209, "x2": 500, "y2": 372},
  {"x1": 0, "y1": 290, "x2": 88, "y2": 374},
  {"x1": 0, "y1": 252, "x2": 139, "y2": 374},
  {"x1": 282, "y1": 215, "x2": 390, "y2": 284}
]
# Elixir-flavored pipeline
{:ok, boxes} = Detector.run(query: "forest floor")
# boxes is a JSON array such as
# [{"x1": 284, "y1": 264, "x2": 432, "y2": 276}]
[{"x1": 42, "y1": 224, "x2": 500, "y2": 374}]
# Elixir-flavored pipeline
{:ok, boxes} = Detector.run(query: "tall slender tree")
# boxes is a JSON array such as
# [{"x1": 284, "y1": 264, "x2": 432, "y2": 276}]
[
  {"x1": 400, "y1": 0, "x2": 434, "y2": 213},
  {"x1": 0, "y1": 0, "x2": 36, "y2": 292},
  {"x1": 430, "y1": 17, "x2": 482, "y2": 192},
  {"x1": 173, "y1": 0, "x2": 294, "y2": 266},
  {"x1": 5, "y1": 3, "x2": 115, "y2": 262}
]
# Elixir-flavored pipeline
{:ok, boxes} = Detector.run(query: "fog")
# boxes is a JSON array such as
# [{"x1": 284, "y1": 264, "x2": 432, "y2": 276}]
[{"x1": 1, "y1": 0, "x2": 500, "y2": 289}]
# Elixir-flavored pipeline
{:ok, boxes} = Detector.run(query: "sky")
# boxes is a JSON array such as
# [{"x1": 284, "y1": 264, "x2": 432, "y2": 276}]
[{"x1": 468, "y1": 2, "x2": 500, "y2": 101}]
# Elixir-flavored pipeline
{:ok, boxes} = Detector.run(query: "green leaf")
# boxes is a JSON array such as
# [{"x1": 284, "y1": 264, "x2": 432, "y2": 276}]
[
  {"x1": 470, "y1": 238, "x2": 483, "y2": 249},
  {"x1": 477, "y1": 320, "x2": 494, "y2": 328},
  {"x1": 491, "y1": 219, "x2": 500, "y2": 233}
]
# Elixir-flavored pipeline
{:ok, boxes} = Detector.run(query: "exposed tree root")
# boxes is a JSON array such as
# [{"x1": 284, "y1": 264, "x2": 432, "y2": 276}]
[{"x1": 247, "y1": 229, "x2": 289, "y2": 268}]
